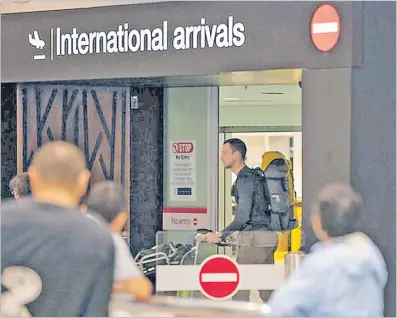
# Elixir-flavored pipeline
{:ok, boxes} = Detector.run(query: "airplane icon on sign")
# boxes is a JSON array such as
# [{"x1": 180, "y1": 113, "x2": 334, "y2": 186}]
[
  {"x1": 28, "y1": 30, "x2": 46, "y2": 60},
  {"x1": 28, "y1": 31, "x2": 45, "y2": 49}
]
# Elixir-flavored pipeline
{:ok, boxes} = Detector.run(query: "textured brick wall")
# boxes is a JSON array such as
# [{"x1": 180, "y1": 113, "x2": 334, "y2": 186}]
[{"x1": 129, "y1": 87, "x2": 164, "y2": 255}]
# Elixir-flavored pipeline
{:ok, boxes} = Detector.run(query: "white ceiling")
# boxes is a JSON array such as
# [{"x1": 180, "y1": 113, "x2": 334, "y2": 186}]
[
  {"x1": 0, "y1": 0, "x2": 165, "y2": 14},
  {"x1": 220, "y1": 84, "x2": 302, "y2": 107}
]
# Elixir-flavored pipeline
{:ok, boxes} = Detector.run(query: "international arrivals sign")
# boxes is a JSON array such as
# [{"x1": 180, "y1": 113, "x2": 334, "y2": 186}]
[
  {"x1": 2, "y1": 1, "x2": 357, "y2": 82},
  {"x1": 28, "y1": 16, "x2": 246, "y2": 61}
]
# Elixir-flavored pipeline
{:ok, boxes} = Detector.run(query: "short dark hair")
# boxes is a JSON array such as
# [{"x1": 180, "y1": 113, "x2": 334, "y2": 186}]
[
  {"x1": 9, "y1": 173, "x2": 31, "y2": 197},
  {"x1": 313, "y1": 183, "x2": 363, "y2": 237},
  {"x1": 83, "y1": 181, "x2": 126, "y2": 224},
  {"x1": 224, "y1": 138, "x2": 247, "y2": 160}
]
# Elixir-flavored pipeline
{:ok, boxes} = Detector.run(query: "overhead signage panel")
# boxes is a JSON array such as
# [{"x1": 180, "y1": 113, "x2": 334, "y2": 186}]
[{"x1": 2, "y1": 2, "x2": 359, "y2": 82}]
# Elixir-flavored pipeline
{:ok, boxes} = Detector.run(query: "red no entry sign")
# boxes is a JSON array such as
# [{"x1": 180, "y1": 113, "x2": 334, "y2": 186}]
[
  {"x1": 198, "y1": 255, "x2": 240, "y2": 300},
  {"x1": 193, "y1": 218, "x2": 198, "y2": 226},
  {"x1": 310, "y1": 3, "x2": 341, "y2": 53}
]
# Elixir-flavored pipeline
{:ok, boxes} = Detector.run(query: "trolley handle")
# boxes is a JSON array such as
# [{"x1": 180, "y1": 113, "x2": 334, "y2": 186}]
[
  {"x1": 216, "y1": 241, "x2": 236, "y2": 247},
  {"x1": 194, "y1": 232, "x2": 237, "y2": 247}
]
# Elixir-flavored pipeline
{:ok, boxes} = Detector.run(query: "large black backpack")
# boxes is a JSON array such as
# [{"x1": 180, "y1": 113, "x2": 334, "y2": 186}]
[{"x1": 253, "y1": 151, "x2": 297, "y2": 232}]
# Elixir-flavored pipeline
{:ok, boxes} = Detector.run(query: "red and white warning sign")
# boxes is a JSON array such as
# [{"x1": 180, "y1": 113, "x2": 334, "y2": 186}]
[
  {"x1": 169, "y1": 140, "x2": 196, "y2": 202},
  {"x1": 162, "y1": 207, "x2": 209, "y2": 230},
  {"x1": 198, "y1": 255, "x2": 240, "y2": 300},
  {"x1": 310, "y1": 3, "x2": 341, "y2": 53}
]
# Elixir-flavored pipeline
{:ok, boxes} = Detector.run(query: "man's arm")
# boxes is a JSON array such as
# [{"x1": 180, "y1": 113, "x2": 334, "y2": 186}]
[
  {"x1": 113, "y1": 277, "x2": 153, "y2": 301},
  {"x1": 221, "y1": 176, "x2": 255, "y2": 237},
  {"x1": 112, "y1": 234, "x2": 153, "y2": 301}
]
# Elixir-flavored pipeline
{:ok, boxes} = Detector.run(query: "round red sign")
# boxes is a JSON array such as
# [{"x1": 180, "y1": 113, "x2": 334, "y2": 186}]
[
  {"x1": 198, "y1": 255, "x2": 240, "y2": 300},
  {"x1": 310, "y1": 3, "x2": 341, "y2": 53},
  {"x1": 192, "y1": 218, "x2": 198, "y2": 226}
]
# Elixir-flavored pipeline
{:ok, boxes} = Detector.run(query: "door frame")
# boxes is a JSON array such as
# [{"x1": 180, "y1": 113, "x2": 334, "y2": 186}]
[{"x1": 207, "y1": 87, "x2": 219, "y2": 231}]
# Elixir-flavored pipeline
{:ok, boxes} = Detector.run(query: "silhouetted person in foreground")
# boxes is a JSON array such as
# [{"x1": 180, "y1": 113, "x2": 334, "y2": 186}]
[
  {"x1": 268, "y1": 183, "x2": 387, "y2": 317},
  {"x1": 1, "y1": 141, "x2": 115, "y2": 317},
  {"x1": 81, "y1": 181, "x2": 153, "y2": 301},
  {"x1": 9, "y1": 172, "x2": 30, "y2": 199}
]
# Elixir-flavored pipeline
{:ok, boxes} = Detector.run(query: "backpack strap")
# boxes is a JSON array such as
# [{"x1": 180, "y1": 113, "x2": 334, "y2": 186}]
[{"x1": 252, "y1": 167, "x2": 272, "y2": 211}]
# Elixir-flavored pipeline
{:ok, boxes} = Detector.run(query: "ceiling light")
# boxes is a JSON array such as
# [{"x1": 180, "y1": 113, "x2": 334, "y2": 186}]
[
  {"x1": 11, "y1": 0, "x2": 34, "y2": 3},
  {"x1": 223, "y1": 97, "x2": 242, "y2": 101}
]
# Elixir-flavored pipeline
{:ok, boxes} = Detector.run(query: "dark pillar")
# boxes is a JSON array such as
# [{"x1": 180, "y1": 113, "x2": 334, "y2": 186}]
[
  {"x1": 129, "y1": 87, "x2": 164, "y2": 256},
  {"x1": 302, "y1": 68, "x2": 352, "y2": 249},
  {"x1": 351, "y1": 2, "x2": 396, "y2": 316},
  {"x1": 1, "y1": 84, "x2": 17, "y2": 199}
]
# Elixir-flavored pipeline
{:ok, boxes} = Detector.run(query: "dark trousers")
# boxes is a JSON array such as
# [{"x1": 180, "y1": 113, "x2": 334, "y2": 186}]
[{"x1": 232, "y1": 231, "x2": 278, "y2": 303}]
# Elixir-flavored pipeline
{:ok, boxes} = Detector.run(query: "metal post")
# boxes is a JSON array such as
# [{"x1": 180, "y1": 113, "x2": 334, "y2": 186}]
[{"x1": 284, "y1": 252, "x2": 305, "y2": 279}]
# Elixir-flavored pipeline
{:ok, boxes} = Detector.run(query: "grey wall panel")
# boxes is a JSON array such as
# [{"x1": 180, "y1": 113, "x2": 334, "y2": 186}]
[
  {"x1": 302, "y1": 68, "x2": 352, "y2": 250},
  {"x1": 351, "y1": 2, "x2": 396, "y2": 316}
]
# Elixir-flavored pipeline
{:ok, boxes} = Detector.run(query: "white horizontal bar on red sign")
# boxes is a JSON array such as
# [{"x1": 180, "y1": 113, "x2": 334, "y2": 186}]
[
  {"x1": 312, "y1": 22, "x2": 339, "y2": 34},
  {"x1": 201, "y1": 273, "x2": 238, "y2": 283},
  {"x1": 156, "y1": 264, "x2": 285, "y2": 292}
]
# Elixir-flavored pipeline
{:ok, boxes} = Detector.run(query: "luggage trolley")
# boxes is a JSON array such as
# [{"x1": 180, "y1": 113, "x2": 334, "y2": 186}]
[
  {"x1": 135, "y1": 229, "x2": 219, "y2": 280},
  {"x1": 136, "y1": 229, "x2": 277, "y2": 299},
  {"x1": 175, "y1": 230, "x2": 240, "y2": 299}
]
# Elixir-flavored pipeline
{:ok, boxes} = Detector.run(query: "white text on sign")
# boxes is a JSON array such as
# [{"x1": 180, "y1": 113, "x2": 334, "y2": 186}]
[
  {"x1": 54, "y1": 17, "x2": 245, "y2": 57},
  {"x1": 173, "y1": 142, "x2": 194, "y2": 154}
]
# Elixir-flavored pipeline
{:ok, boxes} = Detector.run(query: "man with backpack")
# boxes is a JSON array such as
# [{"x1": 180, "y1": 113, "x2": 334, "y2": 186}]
[{"x1": 204, "y1": 138, "x2": 296, "y2": 302}]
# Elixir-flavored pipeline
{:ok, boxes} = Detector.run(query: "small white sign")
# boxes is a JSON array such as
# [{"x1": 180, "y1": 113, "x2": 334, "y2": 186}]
[
  {"x1": 162, "y1": 209, "x2": 209, "y2": 230},
  {"x1": 169, "y1": 141, "x2": 196, "y2": 202}
]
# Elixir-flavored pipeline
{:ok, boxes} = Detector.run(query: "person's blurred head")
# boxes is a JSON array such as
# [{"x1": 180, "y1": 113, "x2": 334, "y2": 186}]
[
  {"x1": 9, "y1": 173, "x2": 31, "y2": 200},
  {"x1": 28, "y1": 141, "x2": 90, "y2": 207},
  {"x1": 81, "y1": 181, "x2": 128, "y2": 233},
  {"x1": 311, "y1": 183, "x2": 363, "y2": 241},
  {"x1": 221, "y1": 138, "x2": 247, "y2": 170}
]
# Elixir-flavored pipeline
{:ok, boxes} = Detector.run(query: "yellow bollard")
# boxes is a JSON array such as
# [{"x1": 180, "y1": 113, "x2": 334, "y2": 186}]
[
  {"x1": 274, "y1": 232, "x2": 289, "y2": 264},
  {"x1": 274, "y1": 201, "x2": 302, "y2": 263},
  {"x1": 290, "y1": 201, "x2": 302, "y2": 252}
]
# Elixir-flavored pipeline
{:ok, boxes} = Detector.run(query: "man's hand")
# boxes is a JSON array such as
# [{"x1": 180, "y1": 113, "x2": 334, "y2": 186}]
[
  {"x1": 113, "y1": 276, "x2": 153, "y2": 302},
  {"x1": 204, "y1": 232, "x2": 221, "y2": 244}
]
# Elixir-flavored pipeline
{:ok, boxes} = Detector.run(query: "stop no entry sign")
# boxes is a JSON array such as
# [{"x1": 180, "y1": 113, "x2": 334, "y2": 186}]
[
  {"x1": 310, "y1": 3, "x2": 341, "y2": 53},
  {"x1": 198, "y1": 255, "x2": 240, "y2": 300}
]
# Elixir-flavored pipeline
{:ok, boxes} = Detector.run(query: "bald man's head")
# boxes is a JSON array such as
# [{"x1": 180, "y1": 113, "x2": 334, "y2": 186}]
[{"x1": 28, "y1": 141, "x2": 91, "y2": 202}]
